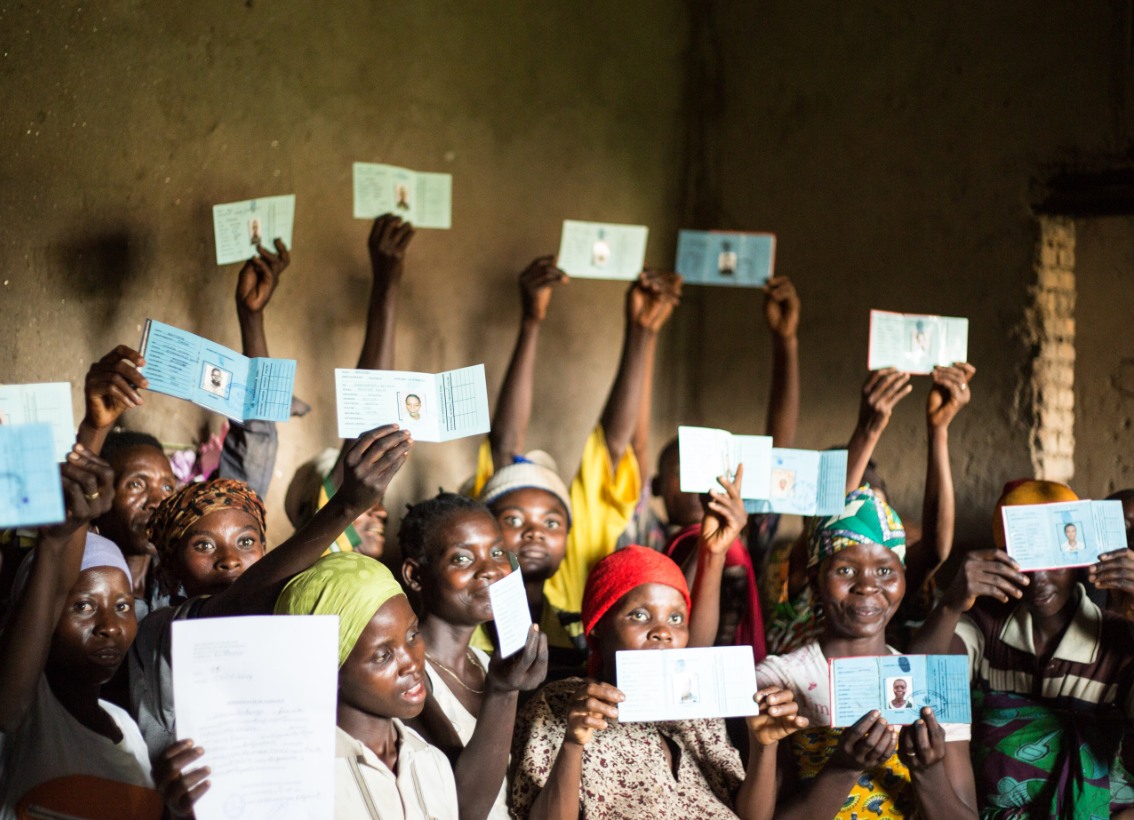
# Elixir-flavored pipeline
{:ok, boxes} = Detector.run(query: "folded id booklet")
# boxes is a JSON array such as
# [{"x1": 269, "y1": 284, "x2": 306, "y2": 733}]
[
  {"x1": 557, "y1": 220, "x2": 648, "y2": 281},
  {"x1": 616, "y1": 646, "x2": 759, "y2": 723},
  {"x1": 488, "y1": 554, "x2": 532, "y2": 658},
  {"x1": 1002, "y1": 499, "x2": 1126, "y2": 571},
  {"x1": 829, "y1": 654, "x2": 971, "y2": 727},
  {"x1": 140, "y1": 319, "x2": 296, "y2": 423},
  {"x1": 0, "y1": 381, "x2": 75, "y2": 461},
  {"x1": 675, "y1": 230, "x2": 776, "y2": 288},
  {"x1": 335, "y1": 365, "x2": 490, "y2": 442},
  {"x1": 353, "y1": 162, "x2": 452, "y2": 228},
  {"x1": 0, "y1": 423, "x2": 64, "y2": 528},
  {"x1": 868, "y1": 310, "x2": 969, "y2": 374},
  {"x1": 212, "y1": 194, "x2": 295, "y2": 266}
]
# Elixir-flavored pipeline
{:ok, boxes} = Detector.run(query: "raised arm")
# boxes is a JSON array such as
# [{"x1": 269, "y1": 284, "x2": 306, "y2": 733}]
[
  {"x1": 76, "y1": 346, "x2": 149, "y2": 456},
  {"x1": 0, "y1": 446, "x2": 113, "y2": 732},
  {"x1": 845, "y1": 369, "x2": 912, "y2": 493},
  {"x1": 763, "y1": 275, "x2": 801, "y2": 447},
  {"x1": 600, "y1": 271, "x2": 681, "y2": 465},
  {"x1": 687, "y1": 466, "x2": 746, "y2": 649},
  {"x1": 489, "y1": 256, "x2": 567, "y2": 469},
  {"x1": 356, "y1": 214, "x2": 413, "y2": 372},
  {"x1": 201, "y1": 425, "x2": 412, "y2": 619}
]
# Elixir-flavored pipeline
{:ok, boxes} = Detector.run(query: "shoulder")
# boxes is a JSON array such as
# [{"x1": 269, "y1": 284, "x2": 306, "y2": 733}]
[{"x1": 756, "y1": 642, "x2": 823, "y2": 688}]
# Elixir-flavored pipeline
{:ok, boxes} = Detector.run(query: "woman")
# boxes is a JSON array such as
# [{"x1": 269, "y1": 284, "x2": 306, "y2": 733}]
[
  {"x1": 755, "y1": 486, "x2": 977, "y2": 819},
  {"x1": 510, "y1": 544, "x2": 806, "y2": 819}
]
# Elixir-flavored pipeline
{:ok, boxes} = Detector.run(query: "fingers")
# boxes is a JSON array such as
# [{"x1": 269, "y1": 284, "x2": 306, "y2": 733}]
[
  {"x1": 59, "y1": 445, "x2": 115, "y2": 521},
  {"x1": 754, "y1": 686, "x2": 799, "y2": 719},
  {"x1": 1089, "y1": 550, "x2": 1134, "y2": 591},
  {"x1": 871, "y1": 370, "x2": 913, "y2": 408},
  {"x1": 344, "y1": 425, "x2": 409, "y2": 465},
  {"x1": 715, "y1": 463, "x2": 744, "y2": 498}
]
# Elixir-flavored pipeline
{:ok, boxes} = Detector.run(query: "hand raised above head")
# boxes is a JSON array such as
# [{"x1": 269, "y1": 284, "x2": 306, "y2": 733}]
[
  {"x1": 519, "y1": 255, "x2": 568, "y2": 322},
  {"x1": 927, "y1": 362, "x2": 975, "y2": 429},
  {"x1": 368, "y1": 213, "x2": 415, "y2": 282},
  {"x1": 237, "y1": 239, "x2": 290, "y2": 315},
  {"x1": 45, "y1": 444, "x2": 115, "y2": 538},
  {"x1": 763, "y1": 275, "x2": 800, "y2": 340},
  {"x1": 83, "y1": 345, "x2": 148, "y2": 430},
  {"x1": 699, "y1": 464, "x2": 747, "y2": 556},
  {"x1": 627, "y1": 269, "x2": 682, "y2": 332},
  {"x1": 858, "y1": 368, "x2": 912, "y2": 436},
  {"x1": 337, "y1": 425, "x2": 413, "y2": 512}
]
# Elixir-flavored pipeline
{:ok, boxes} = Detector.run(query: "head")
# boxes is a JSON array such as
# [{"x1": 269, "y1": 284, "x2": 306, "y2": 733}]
[
  {"x1": 481, "y1": 454, "x2": 572, "y2": 582},
  {"x1": 276, "y1": 552, "x2": 425, "y2": 720},
  {"x1": 892, "y1": 678, "x2": 907, "y2": 701},
  {"x1": 809, "y1": 486, "x2": 907, "y2": 642},
  {"x1": 652, "y1": 437, "x2": 703, "y2": 528},
  {"x1": 148, "y1": 479, "x2": 267, "y2": 598},
  {"x1": 45, "y1": 533, "x2": 136, "y2": 687},
  {"x1": 404, "y1": 394, "x2": 421, "y2": 420},
  {"x1": 210, "y1": 368, "x2": 222, "y2": 388},
  {"x1": 581, "y1": 545, "x2": 692, "y2": 680},
  {"x1": 96, "y1": 431, "x2": 178, "y2": 556},
  {"x1": 285, "y1": 449, "x2": 388, "y2": 559},
  {"x1": 1064, "y1": 523, "x2": 1078, "y2": 543},
  {"x1": 400, "y1": 492, "x2": 510, "y2": 626}
]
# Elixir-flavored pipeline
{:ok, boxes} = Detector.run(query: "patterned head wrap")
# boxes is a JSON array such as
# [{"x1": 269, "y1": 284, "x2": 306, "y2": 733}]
[
  {"x1": 274, "y1": 552, "x2": 407, "y2": 667},
  {"x1": 148, "y1": 478, "x2": 266, "y2": 595},
  {"x1": 808, "y1": 485, "x2": 906, "y2": 569},
  {"x1": 992, "y1": 479, "x2": 1078, "y2": 548}
]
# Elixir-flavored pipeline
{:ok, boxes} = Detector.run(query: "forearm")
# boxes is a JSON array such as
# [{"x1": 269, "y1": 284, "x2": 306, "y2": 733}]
[
  {"x1": 918, "y1": 426, "x2": 954, "y2": 578},
  {"x1": 774, "y1": 765, "x2": 862, "y2": 819},
  {"x1": 356, "y1": 279, "x2": 400, "y2": 371},
  {"x1": 490, "y1": 317, "x2": 541, "y2": 469},
  {"x1": 736, "y1": 739, "x2": 779, "y2": 820},
  {"x1": 238, "y1": 309, "x2": 268, "y2": 359},
  {"x1": 911, "y1": 767, "x2": 977, "y2": 820},
  {"x1": 766, "y1": 335, "x2": 799, "y2": 447},
  {"x1": 76, "y1": 418, "x2": 111, "y2": 456},
  {"x1": 630, "y1": 342, "x2": 655, "y2": 464},
  {"x1": 845, "y1": 426, "x2": 882, "y2": 494},
  {"x1": 529, "y1": 741, "x2": 584, "y2": 820},
  {"x1": 453, "y1": 689, "x2": 519, "y2": 820},
  {"x1": 688, "y1": 549, "x2": 726, "y2": 648},
  {"x1": 600, "y1": 326, "x2": 656, "y2": 465}
]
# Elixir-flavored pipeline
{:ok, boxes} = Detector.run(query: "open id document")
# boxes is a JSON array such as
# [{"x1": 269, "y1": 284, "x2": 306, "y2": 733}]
[
  {"x1": 616, "y1": 646, "x2": 759, "y2": 722},
  {"x1": 0, "y1": 381, "x2": 75, "y2": 460},
  {"x1": 677, "y1": 425, "x2": 773, "y2": 501},
  {"x1": 868, "y1": 310, "x2": 968, "y2": 374},
  {"x1": 0, "y1": 423, "x2": 65, "y2": 528},
  {"x1": 1002, "y1": 499, "x2": 1126, "y2": 571},
  {"x1": 353, "y1": 162, "x2": 452, "y2": 228},
  {"x1": 212, "y1": 194, "x2": 295, "y2": 266},
  {"x1": 140, "y1": 319, "x2": 296, "y2": 423},
  {"x1": 335, "y1": 364, "x2": 490, "y2": 442},
  {"x1": 172, "y1": 616, "x2": 337, "y2": 820},
  {"x1": 557, "y1": 220, "x2": 648, "y2": 280},
  {"x1": 829, "y1": 654, "x2": 971, "y2": 727},
  {"x1": 744, "y1": 448, "x2": 848, "y2": 517},
  {"x1": 675, "y1": 230, "x2": 776, "y2": 287},
  {"x1": 488, "y1": 554, "x2": 533, "y2": 658}
]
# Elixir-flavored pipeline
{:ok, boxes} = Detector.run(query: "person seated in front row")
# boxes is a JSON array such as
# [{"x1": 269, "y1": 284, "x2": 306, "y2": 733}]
[{"x1": 756, "y1": 486, "x2": 978, "y2": 819}]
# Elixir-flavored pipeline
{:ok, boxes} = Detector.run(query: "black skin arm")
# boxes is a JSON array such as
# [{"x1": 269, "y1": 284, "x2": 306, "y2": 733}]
[{"x1": 763, "y1": 275, "x2": 801, "y2": 447}]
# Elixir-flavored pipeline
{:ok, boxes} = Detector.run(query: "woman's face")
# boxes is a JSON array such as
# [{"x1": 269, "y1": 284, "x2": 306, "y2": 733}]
[
  {"x1": 405, "y1": 510, "x2": 511, "y2": 626},
  {"x1": 818, "y1": 542, "x2": 906, "y2": 640},
  {"x1": 492, "y1": 488, "x2": 568, "y2": 582},
  {"x1": 596, "y1": 583, "x2": 689, "y2": 674},
  {"x1": 175, "y1": 508, "x2": 266, "y2": 597},
  {"x1": 352, "y1": 500, "x2": 389, "y2": 559},
  {"x1": 339, "y1": 596, "x2": 427, "y2": 720},
  {"x1": 48, "y1": 567, "x2": 137, "y2": 686}
]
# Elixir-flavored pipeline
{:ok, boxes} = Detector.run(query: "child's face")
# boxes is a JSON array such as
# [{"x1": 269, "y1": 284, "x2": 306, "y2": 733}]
[
  {"x1": 175, "y1": 508, "x2": 266, "y2": 597},
  {"x1": 597, "y1": 583, "x2": 689, "y2": 673},
  {"x1": 412, "y1": 510, "x2": 510, "y2": 626},
  {"x1": 48, "y1": 567, "x2": 137, "y2": 686},
  {"x1": 655, "y1": 443, "x2": 703, "y2": 528},
  {"x1": 352, "y1": 501, "x2": 389, "y2": 559},
  {"x1": 492, "y1": 488, "x2": 568, "y2": 582},
  {"x1": 339, "y1": 596, "x2": 427, "y2": 720},
  {"x1": 102, "y1": 445, "x2": 178, "y2": 556},
  {"x1": 818, "y1": 543, "x2": 905, "y2": 641}
]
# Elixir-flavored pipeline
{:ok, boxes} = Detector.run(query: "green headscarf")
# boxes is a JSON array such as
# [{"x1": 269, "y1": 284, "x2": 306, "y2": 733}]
[
  {"x1": 808, "y1": 485, "x2": 906, "y2": 569},
  {"x1": 274, "y1": 552, "x2": 406, "y2": 667}
]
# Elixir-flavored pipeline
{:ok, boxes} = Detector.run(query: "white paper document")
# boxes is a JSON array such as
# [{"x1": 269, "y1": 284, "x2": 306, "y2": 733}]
[
  {"x1": 171, "y1": 615, "x2": 338, "y2": 820},
  {"x1": 675, "y1": 230, "x2": 776, "y2": 288},
  {"x1": 868, "y1": 310, "x2": 969, "y2": 374},
  {"x1": 744, "y1": 449, "x2": 848, "y2": 517},
  {"x1": 335, "y1": 364, "x2": 490, "y2": 442},
  {"x1": 353, "y1": 162, "x2": 452, "y2": 228},
  {"x1": 0, "y1": 381, "x2": 75, "y2": 461},
  {"x1": 557, "y1": 220, "x2": 648, "y2": 280},
  {"x1": 616, "y1": 646, "x2": 759, "y2": 722},
  {"x1": 677, "y1": 425, "x2": 773, "y2": 501},
  {"x1": 488, "y1": 557, "x2": 533, "y2": 658},
  {"x1": 1002, "y1": 499, "x2": 1126, "y2": 571},
  {"x1": 212, "y1": 194, "x2": 296, "y2": 266},
  {"x1": 0, "y1": 423, "x2": 65, "y2": 528}
]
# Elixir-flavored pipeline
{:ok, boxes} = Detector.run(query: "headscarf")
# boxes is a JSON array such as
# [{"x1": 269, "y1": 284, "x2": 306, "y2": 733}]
[
  {"x1": 480, "y1": 451, "x2": 573, "y2": 526},
  {"x1": 581, "y1": 545, "x2": 691, "y2": 676},
  {"x1": 274, "y1": 552, "x2": 407, "y2": 667},
  {"x1": 81, "y1": 531, "x2": 133, "y2": 584},
  {"x1": 147, "y1": 478, "x2": 266, "y2": 595},
  {"x1": 992, "y1": 479, "x2": 1078, "y2": 548},
  {"x1": 808, "y1": 485, "x2": 906, "y2": 569}
]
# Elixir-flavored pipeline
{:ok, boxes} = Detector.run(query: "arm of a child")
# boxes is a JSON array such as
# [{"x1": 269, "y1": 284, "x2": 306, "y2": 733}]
[
  {"x1": 688, "y1": 466, "x2": 746, "y2": 649},
  {"x1": 489, "y1": 256, "x2": 567, "y2": 469},
  {"x1": 763, "y1": 275, "x2": 801, "y2": 447},
  {"x1": 76, "y1": 346, "x2": 149, "y2": 456},
  {"x1": 845, "y1": 369, "x2": 912, "y2": 492},
  {"x1": 0, "y1": 446, "x2": 113, "y2": 732}
]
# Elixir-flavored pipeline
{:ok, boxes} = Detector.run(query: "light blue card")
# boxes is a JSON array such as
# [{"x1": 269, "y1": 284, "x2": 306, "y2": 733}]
[
  {"x1": 830, "y1": 654, "x2": 971, "y2": 727},
  {"x1": 675, "y1": 230, "x2": 775, "y2": 288},
  {"x1": 868, "y1": 310, "x2": 969, "y2": 374},
  {"x1": 0, "y1": 423, "x2": 65, "y2": 527},
  {"x1": 212, "y1": 195, "x2": 296, "y2": 266},
  {"x1": 1002, "y1": 499, "x2": 1126, "y2": 571},
  {"x1": 140, "y1": 319, "x2": 296, "y2": 423},
  {"x1": 557, "y1": 220, "x2": 648, "y2": 281},
  {"x1": 0, "y1": 382, "x2": 75, "y2": 461},
  {"x1": 745, "y1": 448, "x2": 847, "y2": 517},
  {"x1": 353, "y1": 163, "x2": 452, "y2": 228}
]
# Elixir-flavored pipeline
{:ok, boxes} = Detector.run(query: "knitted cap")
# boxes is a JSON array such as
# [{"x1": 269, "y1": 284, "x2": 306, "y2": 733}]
[{"x1": 480, "y1": 450, "x2": 572, "y2": 525}]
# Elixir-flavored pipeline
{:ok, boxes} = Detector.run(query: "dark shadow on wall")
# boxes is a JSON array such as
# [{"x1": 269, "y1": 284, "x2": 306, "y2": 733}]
[{"x1": 51, "y1": 227, "x2": 152, "y2": 344}]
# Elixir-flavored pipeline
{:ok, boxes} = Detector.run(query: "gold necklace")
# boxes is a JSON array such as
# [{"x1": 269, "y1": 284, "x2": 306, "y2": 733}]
[{"x1": 426, "y1": 650, "x2": 486, "y2": 695}]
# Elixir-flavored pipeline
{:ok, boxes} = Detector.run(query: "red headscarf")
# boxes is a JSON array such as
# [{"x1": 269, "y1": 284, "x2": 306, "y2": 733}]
[{"x1": 581, "y1": 545, "x2": 691, "y2": 677}]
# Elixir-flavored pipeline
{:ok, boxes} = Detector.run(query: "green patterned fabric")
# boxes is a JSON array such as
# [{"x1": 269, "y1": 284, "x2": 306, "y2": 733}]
[{"x1": 807, "y1": 485, "x2": 906, "y2": 569}]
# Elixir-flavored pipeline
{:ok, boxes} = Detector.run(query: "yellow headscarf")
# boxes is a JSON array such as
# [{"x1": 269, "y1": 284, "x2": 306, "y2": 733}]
[{"x1": 274, "y1": 552, "x2": 406, "y2": 667}]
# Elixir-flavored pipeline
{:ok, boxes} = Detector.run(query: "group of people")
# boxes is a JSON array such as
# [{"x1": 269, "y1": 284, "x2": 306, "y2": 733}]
[{"x1": 2, "y1": 213, "x2": 1134, "y2": 819}]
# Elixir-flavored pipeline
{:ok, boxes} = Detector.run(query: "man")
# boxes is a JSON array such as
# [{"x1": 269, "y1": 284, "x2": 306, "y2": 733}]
[{"x1": 1060, "y1": 522, "x2": 1082, "y2": 552}]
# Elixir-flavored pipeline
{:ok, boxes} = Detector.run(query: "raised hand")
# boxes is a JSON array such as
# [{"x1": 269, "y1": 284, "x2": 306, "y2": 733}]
[
  {"x1": 927, "y1": 363, "x2": 975, "y2": 429},
  {"x1": 486, "y1": 624, "x2": 549, "y2": 693},
  {"x1": 897, "y1": 707, "x2": 948, "y2": 773},
  {"x1": 154, "y1": 738, "x2": 210, "y2": 819},
  {"x1": 626, "y1": 270, "x2": 682, "y2": 332},
  {"x1": 45, "y1": 444, "x2": 115, "y2": 538},
  {"x1": 83, "y1": 345, "x2": 148, "y2": 430},
  {"x1": 858, "y1": 368, "x2": 913, "y2": 437},
  {"x1": 699, "y1": 464, "x2": 747, "y2": 556},
  {"x1": 747, "y1": 686, "x2": 810, "y2": 745},
  {"x1": 763, "y1": 275, "x2": 800, "y2": 340},
  {"x1": 236, "y1": 239, "x2": 290, "y2": 315},
  {"x1": 828, "y1": 711, "x2": 897, "y2": 772},
  {"x1": 520, "y1": 255, "x2": 568, "y2": 322},
  {"x1": 564, "y1": 681, "x2": 624, "y2": 747},
  {"x1": 368, "y1": 213, "x2": 415, "y2": 284},
  {"x1": 336, "y1": 425, "x2": 413, "y2": 512},
  {"x1": 942, "y1": 549, "x2": 1029, "y2": 612}
]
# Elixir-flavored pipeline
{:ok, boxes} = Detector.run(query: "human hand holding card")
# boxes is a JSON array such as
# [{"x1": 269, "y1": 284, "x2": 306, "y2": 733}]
[{"x1": 213, "y1": 195, "x2": 295, "y2": 266}]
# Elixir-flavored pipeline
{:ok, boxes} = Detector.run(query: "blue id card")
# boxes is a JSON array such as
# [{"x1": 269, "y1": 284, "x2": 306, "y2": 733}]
[{"x1": 829, "y1": 654, "x2": 970, "y2": 727}]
